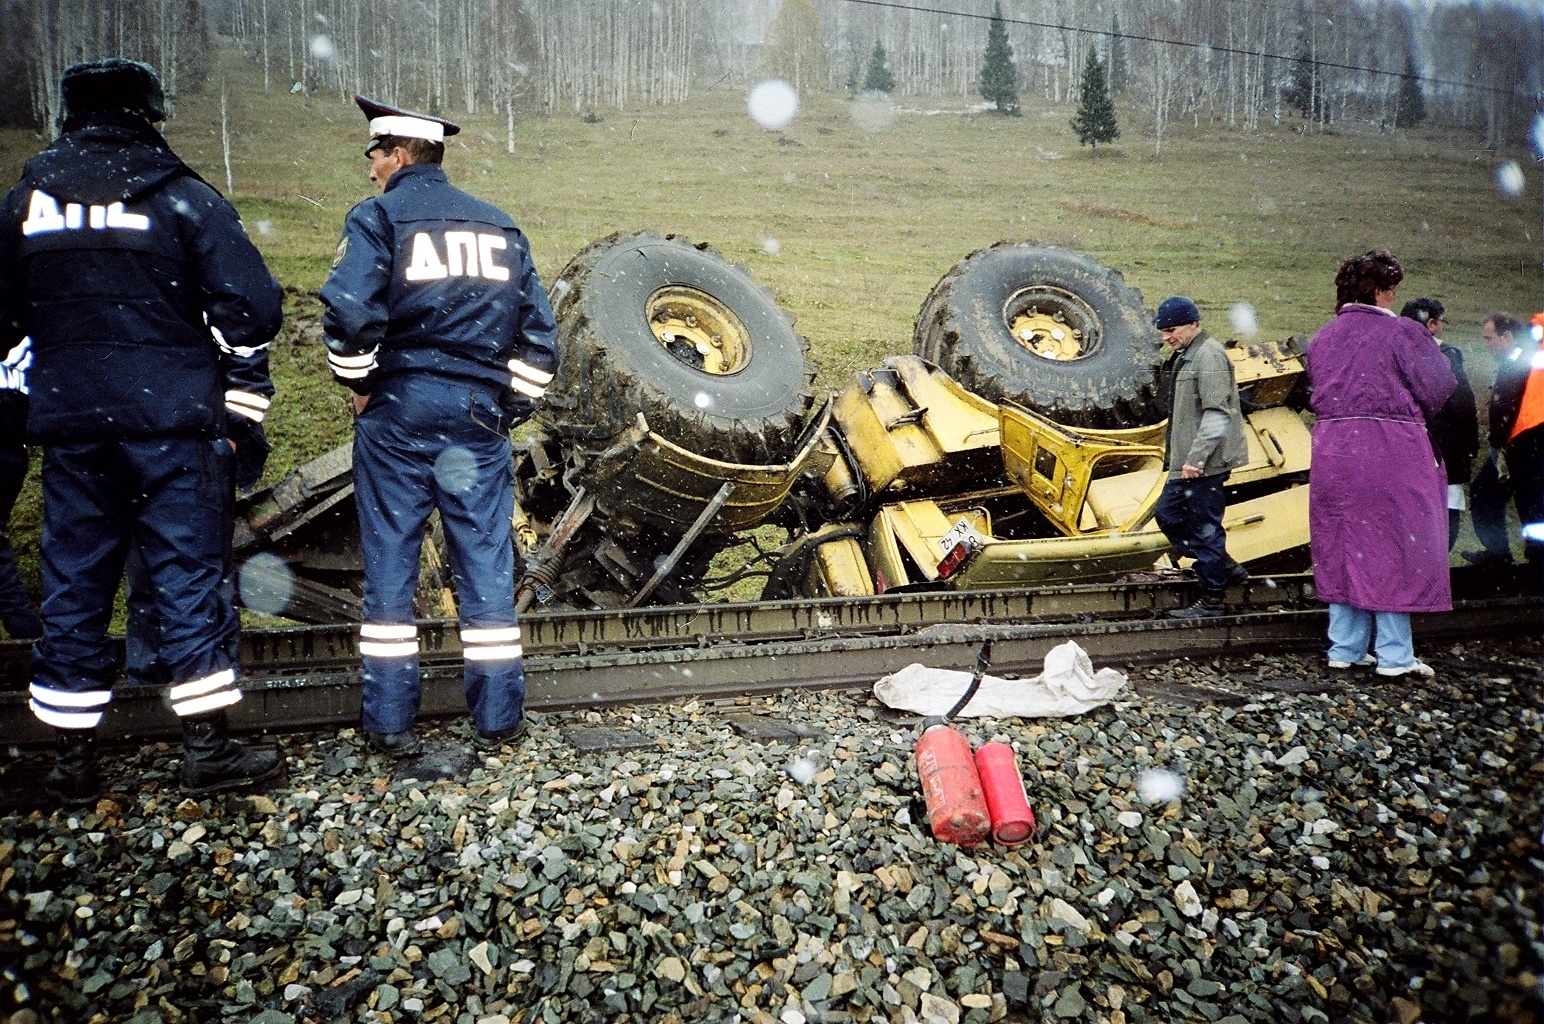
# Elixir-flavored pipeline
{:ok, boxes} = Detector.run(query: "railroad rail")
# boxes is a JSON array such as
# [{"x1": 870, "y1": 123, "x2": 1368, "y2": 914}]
[{"x1": 0, "y1": 568, "x2": 1536, "y2": 745}]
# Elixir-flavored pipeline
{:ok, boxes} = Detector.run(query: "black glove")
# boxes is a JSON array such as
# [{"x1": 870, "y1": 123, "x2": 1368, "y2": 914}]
[
  {"x1": 500, "y1": 391, "x2": 539, "y2": 428},
  {"x1": 228, "y1": 417, "x2": 272, "y2": 491}
]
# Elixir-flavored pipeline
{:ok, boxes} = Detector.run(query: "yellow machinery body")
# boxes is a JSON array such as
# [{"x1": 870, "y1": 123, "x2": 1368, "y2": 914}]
[{"x1": 797, "y1": 349, "x2": 1312, "y2": 598}]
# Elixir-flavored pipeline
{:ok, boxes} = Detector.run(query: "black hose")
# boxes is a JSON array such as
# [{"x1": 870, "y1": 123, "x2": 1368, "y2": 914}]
[{"x1": 944, "y1": 639, "x2": 993, "y2": 721}]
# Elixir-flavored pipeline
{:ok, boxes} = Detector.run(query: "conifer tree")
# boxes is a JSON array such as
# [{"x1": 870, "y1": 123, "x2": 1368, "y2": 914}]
[
  {"x1": 1284, "y1": 31, "x2": 1327, "y2": 124},
  {"x1": 863, "y1": 39, "x2": 895, "y2": 93},
  {"x1": 1395, "y1": 51, "x2": 1426, "y2": 128},
  {"x1": 977, "y1": 1, "x2": 1019, "y2": 115},
  {"x1": 1069, "y1": 50, "x2": 1119, "y2": 153},
  {"x1": 1107, "y1": 13, "x2": 1127, "y2": 95}
]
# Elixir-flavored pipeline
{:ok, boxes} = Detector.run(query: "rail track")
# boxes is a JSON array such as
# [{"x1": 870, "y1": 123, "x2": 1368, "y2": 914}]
[{"x1": 0, "y1": 568, "x2": 1536, "y2": 745}]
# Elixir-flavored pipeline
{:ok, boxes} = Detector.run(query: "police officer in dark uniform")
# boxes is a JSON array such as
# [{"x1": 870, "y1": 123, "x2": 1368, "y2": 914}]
[
  {"x1": 0, "y1": 59, "x2": 284, "y2": 802},
  {"x1": 0, "y1": 336, "x2": 43, "y2": 641},
  {"x1": 320, "y1": 96, "x2": 558, "y2": 756}
]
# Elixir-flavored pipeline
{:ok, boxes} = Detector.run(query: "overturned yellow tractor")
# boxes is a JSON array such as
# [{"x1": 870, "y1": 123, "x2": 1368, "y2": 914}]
[{"x1": 233, "y1": 238, "x2": 1311, "y2": 622}]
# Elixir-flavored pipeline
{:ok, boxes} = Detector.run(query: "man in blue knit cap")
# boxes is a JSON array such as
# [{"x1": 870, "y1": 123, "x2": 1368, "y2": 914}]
[{"x1": 1152, "y1": 297, "x2": 1249, "y2": 618}]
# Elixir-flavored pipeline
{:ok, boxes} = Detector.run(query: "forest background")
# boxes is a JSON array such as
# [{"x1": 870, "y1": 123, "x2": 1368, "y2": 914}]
[{"x1": 0, "y1": 0, "x2": 1541, "y2": 618}]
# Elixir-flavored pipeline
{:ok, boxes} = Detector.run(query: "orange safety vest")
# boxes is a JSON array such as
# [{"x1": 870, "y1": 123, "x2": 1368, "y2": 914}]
[{"x1": 1507, "y1": 314, "x2": 1544, "y2": 442}]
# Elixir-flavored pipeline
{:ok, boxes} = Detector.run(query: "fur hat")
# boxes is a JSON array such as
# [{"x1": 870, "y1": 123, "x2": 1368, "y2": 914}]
[
  {"x1": 61, "y1": 58, "x2": 167, "y2": 124},
  {"x1": 1154, "y1": 296, "x2": 1201, "y2": 330}
]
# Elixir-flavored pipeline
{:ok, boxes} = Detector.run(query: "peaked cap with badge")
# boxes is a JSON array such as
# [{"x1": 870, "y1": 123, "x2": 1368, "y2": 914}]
[{"x1": 355, "y1": 95, "x2": 460, "y2": 155}]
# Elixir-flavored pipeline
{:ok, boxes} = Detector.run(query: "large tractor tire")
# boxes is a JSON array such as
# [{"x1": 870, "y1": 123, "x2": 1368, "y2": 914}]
[
  {"x1": 914, "y1": 242, "x2": 1166, "y2": 428},
  {"x1": 539, "y1": 231, "x2": 818, "y2": 465}
]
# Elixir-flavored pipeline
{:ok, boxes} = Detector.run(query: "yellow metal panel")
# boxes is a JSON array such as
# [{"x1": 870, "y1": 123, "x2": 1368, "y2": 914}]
[
  {"x1": 866, "y1": 508, "x2": 911, "y2": 593},
  {"x1": 831, "y1": 371, "x2": 943, "y2": 495},
  {"x1": 1084, "y1": 466, "x2": 1166, "y2": 529},
  {"x1": 948, "y1": 525, "x2": 1172, "y2": 589},
  {"x1": 1228, "y1": 337, "x2": 1306, "y2": 407},
  {"x1": 805, "y1": 538, "x2": 876, "y2": 598},
  {"x1": 885, "y1": 500, "x2": 958, "y2": 583},
  {"x1": 999, "y1": 404, "x2": 1164, "y2": 537},
  {"x1": 1221, "y1": 484, "x2": 1310, "y2": 564},
  {"x1": 892, "y1": 356, "x2": 1002, "y2": 452}
]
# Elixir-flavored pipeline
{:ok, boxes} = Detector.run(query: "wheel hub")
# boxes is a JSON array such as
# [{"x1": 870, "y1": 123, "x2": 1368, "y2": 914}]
[
  {"x1": 1009, "y1": 310, "x2": 1084, "y2": 360},
  {"x1": 647, "y1": 286, "x2": 751, "y2": 375},
  {"x1": 1002, "y1": 286, "x2": 1100, "y2": 362}
]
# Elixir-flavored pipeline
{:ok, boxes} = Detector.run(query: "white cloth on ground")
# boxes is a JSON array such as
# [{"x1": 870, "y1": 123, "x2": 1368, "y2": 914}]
[{"x1": 872, "y1": 640, "x2": 1127, "y2": 719}]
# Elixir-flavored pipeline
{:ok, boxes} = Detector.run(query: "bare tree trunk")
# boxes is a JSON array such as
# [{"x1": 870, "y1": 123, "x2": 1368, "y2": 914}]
[
  {"x1": 261, "y1": 0, "x2": 269, "y2": 91},
  {"x1": 221, "y1": 83, "x2": 234, "y2": 193}
]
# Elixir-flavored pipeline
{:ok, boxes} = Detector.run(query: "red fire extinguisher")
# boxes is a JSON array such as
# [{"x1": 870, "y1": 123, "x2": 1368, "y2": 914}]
[
  {"x1": 913, "y1": 641, "x2": 1038, "y2": 847},
  {"x1": 975, "y1": 742, "x2": 1036, "y2": 846},
  {"x1": 915, "y1": 720, "x2": 990, "y2": 847}
]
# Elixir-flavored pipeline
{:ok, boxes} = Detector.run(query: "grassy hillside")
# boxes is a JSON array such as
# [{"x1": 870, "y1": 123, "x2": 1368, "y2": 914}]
[{"x1": 0, "y1": 64, "x2": 1539, "y2": 629}]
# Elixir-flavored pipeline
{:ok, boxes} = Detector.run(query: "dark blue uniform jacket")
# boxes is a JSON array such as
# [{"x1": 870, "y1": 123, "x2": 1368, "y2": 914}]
[
  {"x1": 0, "y1": 114, "x2": 282, "y2": 443},
  {"x1": 319, "y1": 163, "x2": 558, "y2": 415}
]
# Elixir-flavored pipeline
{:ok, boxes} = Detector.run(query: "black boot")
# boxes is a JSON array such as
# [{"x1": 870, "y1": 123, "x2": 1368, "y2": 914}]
[
  {"x1": 1169, "y1": 589, "x2": 1227, "y2": 619},
  {"x1": 180, "y1": 711, "x2": 282, "y2": 795},
  {"x1": 44, "y1": 728, "x2": 100, "y2": 805}
]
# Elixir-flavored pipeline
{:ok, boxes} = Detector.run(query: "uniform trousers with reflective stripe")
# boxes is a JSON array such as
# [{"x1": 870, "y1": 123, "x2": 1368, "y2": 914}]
[
  {"x1": 352, "y1": 374, "x2": 524, "y2": 736},
  {"x1": 28, "y1": 437, "x2": 242, "y2": 729}
]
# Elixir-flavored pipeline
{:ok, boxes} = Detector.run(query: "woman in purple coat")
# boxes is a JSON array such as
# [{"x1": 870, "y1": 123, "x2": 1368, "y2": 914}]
[{"x1": 1306, "y1": 250, "x2": 1456, "y2": 678}]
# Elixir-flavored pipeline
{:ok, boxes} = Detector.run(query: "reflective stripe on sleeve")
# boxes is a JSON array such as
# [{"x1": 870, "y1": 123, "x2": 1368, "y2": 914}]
[
  {"x1": 329, "y1": 349, "x2": 378, "y2": 379},
  {"x1": 210, "y1": 326, "x2": 269, "y2": 359},
  {"x1": 509, "y1": 359, "x2": 555, "y2": 385},
  {"x1": 1, "y1": 337, "x2": 31, "y2": 394},
  {"x1": 510, "y1": 375, "x2": 546, "y2": 399},
  {"x1": 508, "y1": 358, "x2": 553, "y2": 399},
  {"x1": 225, "y1": 390, "x2": 271, "y2": 422}
]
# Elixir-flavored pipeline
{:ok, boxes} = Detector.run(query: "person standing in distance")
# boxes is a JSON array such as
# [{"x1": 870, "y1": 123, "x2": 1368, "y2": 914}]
[
  {"x1": 320, "y1": 97, "x2": 558, "y2": 757},
  {"x1": 1400, "y1": 298, "x2": 1478, "y2": 550},
  {"x1": 1151, "y1": 297, "x2": 1250, "y2": 619},
  {"x1": 0, "y1": 59, "x2": 283, "y2": 801},
  {"x1": 1465, "y1": 313, "x2": 1540, "y2": 567}
]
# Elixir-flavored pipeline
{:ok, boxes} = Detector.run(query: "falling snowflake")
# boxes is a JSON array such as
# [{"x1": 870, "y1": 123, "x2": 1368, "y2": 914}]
[
  {"x1": 1495, "y1": 160, "x2": 1525, "y2": 198},
  {"x1": 748, "y1": 80, "x2": 798, "y2": 129},
  {"x1": 1137, "y1": 768, "x2": 1184, "y2": 804},
  {"x1": 1229, "y1": 302, "x2": 1259, "y2": 340}
]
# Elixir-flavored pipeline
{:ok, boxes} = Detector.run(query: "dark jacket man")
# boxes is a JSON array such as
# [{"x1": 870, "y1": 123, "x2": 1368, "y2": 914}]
[
  {"x1": 1467, "y1": 313, "x2": 1541, "y2": 565},
  {"x1": 1400, "y1": 298, "x2": 1478, "y2": 550},
  {"x1": 0, "y1": 58, "x2": 283, "y2": 802},
  {"x1": 1151, "y1": 297, "x2": 1249, "y2": 618}
]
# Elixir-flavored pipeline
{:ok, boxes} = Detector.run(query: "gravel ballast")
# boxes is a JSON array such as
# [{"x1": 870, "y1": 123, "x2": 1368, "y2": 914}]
[{"x1": 1, "y1": 638, "x2": 1540, "y2": 1024}]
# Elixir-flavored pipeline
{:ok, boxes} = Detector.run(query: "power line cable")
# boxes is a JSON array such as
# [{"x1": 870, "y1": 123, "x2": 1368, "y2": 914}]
[{"x1": 841, "y1": 0, "x2": 1534, "y2": 98}]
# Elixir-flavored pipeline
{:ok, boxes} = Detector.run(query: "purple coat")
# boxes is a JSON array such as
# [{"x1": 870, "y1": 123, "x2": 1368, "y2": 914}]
[{"x1": 1306, "y1": 305, "x2": 1457, "y2": 612}]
